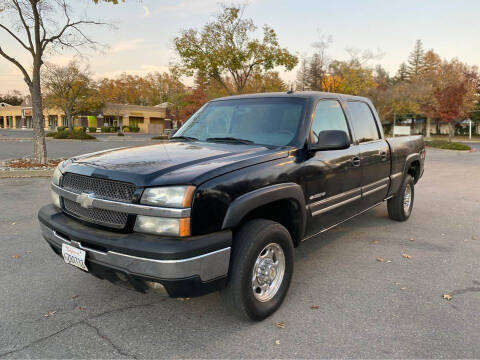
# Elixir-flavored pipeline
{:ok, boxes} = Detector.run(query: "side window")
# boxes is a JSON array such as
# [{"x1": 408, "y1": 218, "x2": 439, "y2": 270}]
[
  {"x1": 347, "y1": 101, "x2": 380, "y2": 143},
  {"x1": 311, "y1": 100, "x2": 350, "y2": 143}
]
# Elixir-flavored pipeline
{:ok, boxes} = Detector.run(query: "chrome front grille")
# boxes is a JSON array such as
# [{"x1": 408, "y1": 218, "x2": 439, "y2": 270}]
[
  {"x1": 61, "y1": 173, "x2": 136, "y2": 229},
  {"x1": 63, "y1": 173, "x2": 135, "y2": 202},
  {"x1": 63, "y1": 198, "x2": 128, "y2": 228}
]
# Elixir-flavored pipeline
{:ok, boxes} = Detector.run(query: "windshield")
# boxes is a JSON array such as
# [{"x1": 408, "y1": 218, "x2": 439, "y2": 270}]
[{"x1": 174, "y1": 97, "x2": 306, "y2": 147}]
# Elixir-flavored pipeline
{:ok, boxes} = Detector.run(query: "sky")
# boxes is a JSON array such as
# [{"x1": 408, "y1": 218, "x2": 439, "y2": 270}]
[{"x1": 1, "y1": 0, "x2": 479, "y2": 93}]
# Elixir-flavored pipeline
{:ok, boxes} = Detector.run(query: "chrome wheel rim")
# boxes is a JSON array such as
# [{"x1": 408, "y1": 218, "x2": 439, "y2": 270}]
[
  {"x1": 252, "y1": 243, "x2": 286, "y2": 302},
  {"x1": 403, "y1": 184, "x2": 412, "y2": 214}
]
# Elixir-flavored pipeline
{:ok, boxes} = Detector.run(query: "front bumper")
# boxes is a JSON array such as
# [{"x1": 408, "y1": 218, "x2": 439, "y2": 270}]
[{"x1": 38, "y1": 205, "x2": 232, "y2": 297}]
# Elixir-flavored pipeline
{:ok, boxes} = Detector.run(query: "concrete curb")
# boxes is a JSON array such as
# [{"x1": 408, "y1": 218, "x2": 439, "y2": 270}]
[{"x1": 0, "y1": 169, "x2": 54, "y2": 178}]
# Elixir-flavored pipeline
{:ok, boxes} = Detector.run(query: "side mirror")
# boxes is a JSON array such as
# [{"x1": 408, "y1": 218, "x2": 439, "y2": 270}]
[{"x1": 310, "y1": 130, "x2": 350, "y2": 151}]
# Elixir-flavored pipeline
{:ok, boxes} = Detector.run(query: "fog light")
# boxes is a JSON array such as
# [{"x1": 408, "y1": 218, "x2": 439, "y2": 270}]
[
  {"x1": 51, "y1": 190, "x2": 61, "y2": 208},
  {"x1": 145, "y1": 281, "x2": 167, "y2": 294}
]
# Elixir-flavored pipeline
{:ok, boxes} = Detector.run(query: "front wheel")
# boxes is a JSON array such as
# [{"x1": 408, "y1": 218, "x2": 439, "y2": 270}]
[
  {"x1": 220, "y1": 219, "x2": 294, "y2": 321},
  {"x1": 388, "y1": 174, "x2": 415, "y2": 221}
]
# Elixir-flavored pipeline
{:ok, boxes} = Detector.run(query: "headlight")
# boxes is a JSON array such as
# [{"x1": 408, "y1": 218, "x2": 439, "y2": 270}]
[
  {"x1": 52, "y1": 166, "x2": 63, "y2": 186},
  {"x1": 140, "y1": 186, "x2": 195, "y2": 208},
  {"x1": 134, "y1": 215, "x2": 191, "y2": 237}
]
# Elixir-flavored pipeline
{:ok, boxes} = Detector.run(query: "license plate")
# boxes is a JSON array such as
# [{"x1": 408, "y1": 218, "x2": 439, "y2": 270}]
[{"x1": 62, "y1": 243, "x2": 88, "y2": 271}]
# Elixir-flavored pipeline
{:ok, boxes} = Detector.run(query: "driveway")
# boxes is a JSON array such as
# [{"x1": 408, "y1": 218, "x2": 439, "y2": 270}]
[{"x1": 0, "y1": 149, "x2": 479, "y2": 358}]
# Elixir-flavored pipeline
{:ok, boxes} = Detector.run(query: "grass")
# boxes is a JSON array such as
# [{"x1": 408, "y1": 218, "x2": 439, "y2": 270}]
[
  {"x1": 425, "y1": 140, "x2": 471, "y2": 151},
  {"x1": 47, "y1": 130, "x2": 96, "y2": 140}
]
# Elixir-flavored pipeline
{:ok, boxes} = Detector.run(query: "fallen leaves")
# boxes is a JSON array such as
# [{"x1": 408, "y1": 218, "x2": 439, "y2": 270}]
[
  {"x1": 11, "y1": 255, "x2": 20, "y2": 259},
  {"x1": 376, "y1": 257, "x2": 385, "y2": 262},
  {"x1": 71, "y1": 295, "x2": 79, "y2": 299},
  {"x1": 275, "y1": 322, "x2": 285, "y2": 329},
  {"x1": 78, "y1": 306, "x2": 87, "y2": 311},
  {"x1": 275, "y1": 340, "x2": 280, "y2": 345},
  {"x1": 402, "y1": 253, "x2": 412, "y2": 259},
  {"x1": 43, "y1": 311, "x2": 56, "y2": 317},
  {"x1": 310, "y1": 305, "x2": 319, "y2": 310},
  {"x1": 443, "y1": 294, "x2": 452, "y2": 301},
  {"x1": 409, "y1": 237, "x2": 415, "y2": 241}
]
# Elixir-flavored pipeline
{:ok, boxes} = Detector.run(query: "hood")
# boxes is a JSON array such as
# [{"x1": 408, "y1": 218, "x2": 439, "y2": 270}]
[{"x1": 62, "y1": 140, "x2": 290, "y2": 187}]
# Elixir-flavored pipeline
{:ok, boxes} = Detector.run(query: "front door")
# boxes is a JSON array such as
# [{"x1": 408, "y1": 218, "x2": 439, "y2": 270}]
[
  {"x1": 305, "y1": 99, "x2": 363, "y2": 236},
  {"x1": 346, "y1": 101, "x2": 390, "y2": 208}
]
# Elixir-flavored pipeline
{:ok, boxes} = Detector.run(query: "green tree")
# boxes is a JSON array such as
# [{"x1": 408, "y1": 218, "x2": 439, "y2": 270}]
[
  {"x1": 43, "y1": 61, "x2": 102, "y2": 130},
  {"x1": 295, "y1": 58, "x2": 309, "y2": 91},
  {"x1": 407, "y1": 40, "x2": 426, "y2": 79},
  {"x1": 173, "y1": 5, "x2": 297, "y2": 95},
  {"x1": 395, "y1": 62, "x2": 409, "y2": 83}
]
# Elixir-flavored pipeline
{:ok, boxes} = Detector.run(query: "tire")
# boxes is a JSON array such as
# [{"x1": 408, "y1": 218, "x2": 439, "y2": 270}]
[
  {"x1": 388, "y1": 174, "x2": 414, "y2": 221},
  {"x1": 220, "y1": 219, "x2": 294, "y2": 321}
]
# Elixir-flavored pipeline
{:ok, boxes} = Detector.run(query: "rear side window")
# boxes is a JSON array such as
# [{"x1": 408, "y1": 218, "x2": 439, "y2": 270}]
[
  {"x1": 347, "y1": 101, "x2": 380, "y2": 143},
  {"x1": 311, "y1": 100, "x2": 350, "y2": 143}
]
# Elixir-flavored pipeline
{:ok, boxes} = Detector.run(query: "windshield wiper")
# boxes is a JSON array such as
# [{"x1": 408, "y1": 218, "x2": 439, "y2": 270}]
[
  {"x1": 206, "y1": 137, "x2": 254, "y2": 144},
  {"x1": 171, "y1": 135, "x2": 199, "y2": 141}
]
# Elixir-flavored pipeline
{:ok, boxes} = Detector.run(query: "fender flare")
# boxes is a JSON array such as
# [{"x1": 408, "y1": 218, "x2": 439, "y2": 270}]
[
  {"x1": 403, "y1": 153, "x2": 421, "y2": 180},
  {"x1": 221, "y1": 183, "x2": 307, "y2": 240}
]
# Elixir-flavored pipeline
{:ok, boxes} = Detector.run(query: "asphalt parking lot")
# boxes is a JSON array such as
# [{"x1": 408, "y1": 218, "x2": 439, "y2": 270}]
[
  {"x1": 0, "y1": 130, "x2": 156, "y2": 161},
  {"x1": 0, "y1": 148, "x2": 479, "y2": 358}
]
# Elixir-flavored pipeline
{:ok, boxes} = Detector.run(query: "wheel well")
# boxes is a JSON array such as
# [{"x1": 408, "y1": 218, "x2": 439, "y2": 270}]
[
  {"x1": 237, "y1": 199, "x2": 302, "y2": 246},
  {"x1": 408, "y1": 160, "x2": 421, "y2": 183}
]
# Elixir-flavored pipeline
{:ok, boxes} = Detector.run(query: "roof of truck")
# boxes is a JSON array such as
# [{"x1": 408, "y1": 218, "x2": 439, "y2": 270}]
[{"x1": 212, "y1": 91, "x2": 370, "y2": 102}]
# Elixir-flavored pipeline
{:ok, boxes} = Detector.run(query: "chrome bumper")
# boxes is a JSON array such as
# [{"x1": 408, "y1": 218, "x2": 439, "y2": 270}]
[{"x1": 40, "y1": 223, "x2": 231, "y2": 282}]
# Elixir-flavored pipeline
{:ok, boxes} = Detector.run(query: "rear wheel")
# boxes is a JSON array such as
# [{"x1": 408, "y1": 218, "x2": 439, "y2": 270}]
[
  {"x1": 221, "y1": 219, "x2": 294, "y2": 321},
  {"x1": 388, "y1": 174, "x2": 414, "y2": 221}
]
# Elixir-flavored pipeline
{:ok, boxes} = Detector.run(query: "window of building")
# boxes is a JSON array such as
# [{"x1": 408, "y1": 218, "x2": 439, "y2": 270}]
[
  {"x1": 311, "y1": 100, "x2": 350, "y2": 143},
  {"x1": 347, "y1": 101, "x2": 380, "y2": 143}
]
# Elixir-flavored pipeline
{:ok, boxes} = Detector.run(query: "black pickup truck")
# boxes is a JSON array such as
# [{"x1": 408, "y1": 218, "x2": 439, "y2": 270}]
[{"x1": 38, "y1": 92, "x2": 425, "y2": 320}]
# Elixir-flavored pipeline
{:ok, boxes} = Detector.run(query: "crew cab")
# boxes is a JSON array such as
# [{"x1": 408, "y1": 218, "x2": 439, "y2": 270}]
[{"x1": 38, "y1": 92, "x2": 425, "y2": 320}]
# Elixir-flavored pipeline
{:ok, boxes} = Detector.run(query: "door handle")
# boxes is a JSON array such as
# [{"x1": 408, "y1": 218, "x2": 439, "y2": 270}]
[
  {"x1": 351, "y1": 156, "x2": 361, "y2": 167},
  {"x1": 380, "y1": 151, "x2": 387, "y2": 161}
]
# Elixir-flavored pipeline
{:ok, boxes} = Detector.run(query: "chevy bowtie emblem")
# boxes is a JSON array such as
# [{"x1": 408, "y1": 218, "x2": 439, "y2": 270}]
[{"x1": 76, "y1": 193, "x2": 95, "y2": 209}]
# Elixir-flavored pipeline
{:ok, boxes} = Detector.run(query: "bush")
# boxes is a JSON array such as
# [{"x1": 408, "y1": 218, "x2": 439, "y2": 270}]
[
  {"x1": 129, "y1": 126, "x2": 140, "y2": 132},
  {"x1": 109, "y1": 126, "x2": 120, "y2": 133},
  {"x1": 101, "y1": 127, "x2": 110, "y2": 133},
  {"x1": 88, "y1": 127, "x2": 97, "y2": 133},
  {"x1": 52, "y1": 130, "x2": 96, "y2": 140},
  {"x1": 57, "y1": 126, "x2": 67, "y2": 132},
  {"x1": 122, "y1": 126, "x2": 130, "y2": 132},
  {"x1": 46, "y1": 132, "x2": 56, "y2": 137},
  {"x1": 152, "y1": 135, "x2": 168, "y2": 140},
  {"x1": 73, "y1": 126, "x2": 85, "y2": 133},
  {"x1": 425, "y1": 140, "x2": 471, "y2": 151},
  {"x1": 117, "y1": 132, "x2": 125, "y2": 136}
]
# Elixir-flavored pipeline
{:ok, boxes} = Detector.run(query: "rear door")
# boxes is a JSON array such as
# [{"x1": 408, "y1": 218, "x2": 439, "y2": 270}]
[
  {"x1": 346, "y1": 101, "x2": 390, "y2": 208},
  {"x1": 305, "y1": 99, "x2": 362, "y2": 236}
]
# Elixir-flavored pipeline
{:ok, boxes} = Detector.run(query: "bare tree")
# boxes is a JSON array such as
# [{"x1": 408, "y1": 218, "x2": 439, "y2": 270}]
[{"x1": 0, "y1": 0, "x2": 108, "y2": 163}]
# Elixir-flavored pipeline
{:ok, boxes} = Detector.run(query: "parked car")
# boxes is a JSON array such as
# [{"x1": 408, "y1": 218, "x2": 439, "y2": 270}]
[{"x1": 38, "y1": 92, "x2": 425, "y2": 320}]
